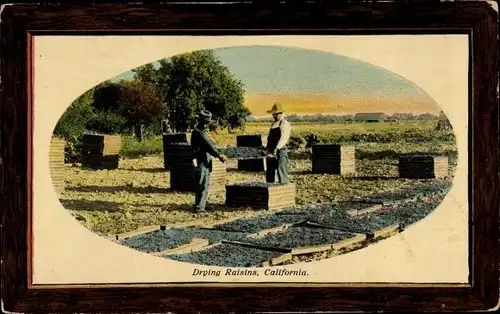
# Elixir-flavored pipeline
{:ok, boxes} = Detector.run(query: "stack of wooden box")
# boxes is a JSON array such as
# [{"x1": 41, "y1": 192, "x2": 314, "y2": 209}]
[
  {"x1": 169, "y1": 143, "x2": 226, "y2": 192},
  {"x1": 236, "y1": 134, "x2": 266, "y2": 172},
  {"x1": 311, "y1": 144, "x2": 356, "y2": 175},
  {"x1": 162, "y1": 132, "x2": 188, "y2": 170},
  {"x1": 398, "y1": 154, "x2": 449, "y2": 179},
  {"x1": 225, "y1": 182, "x2": 296, "y2": 210},
  {"x1": 81, "y1": 134, "x2": 122, "y2": 170},
  {"x1": 49, "y1": 137, "x2": 66, "y2": 196}
]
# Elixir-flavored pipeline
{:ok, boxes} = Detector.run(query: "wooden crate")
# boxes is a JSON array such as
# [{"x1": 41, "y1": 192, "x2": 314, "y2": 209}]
[
  {"x1": 168, "y1": 143, "x2": 226, "y2": 192},
  {"x1": 225, "y1": 182, "x2": 296, "y2": 210},
  {"x1": 398, "y1": 154, "x2": 449, "y2": 179},
  {"x1": 81, "y1": 134, "x2": 122, "y2": 170},
  {"x1": 82, "y1": 155, "x2": 120, "y2": 170},
  {"x1": 311, "y1": 144, "x2": 356, "y2": 175},
  {"x1": 162, "y1": 133, "x2": 188, "y2": 170},
  {"x1": 236, "y1": 135, "x2": 265, "y2": 171},
  {"x1": 236, "y1": 134, "x2": 263, "y2": 147},
  {"x1": 237, "y1": 158, "x2": 266, "y2": 172},
  {"x1": 49, "y1": 137, "x2": 66, "y2": 196},
  {"x1": 81, "y1": 134, "x2": 122, "y2": 155}
]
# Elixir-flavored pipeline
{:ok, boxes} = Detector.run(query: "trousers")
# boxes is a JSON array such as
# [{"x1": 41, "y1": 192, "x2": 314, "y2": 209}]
[
  {"x1": 266, "y1": 148, "x2": 290, "y2": 184},
  {"x1": 194, "y1": 165, "x2": 211, "y2": 212}
]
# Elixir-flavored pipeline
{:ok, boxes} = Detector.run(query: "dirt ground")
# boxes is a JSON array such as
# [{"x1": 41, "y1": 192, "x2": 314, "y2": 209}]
[{"x1": 59, "y1": 155, "x2": 454, "y2": 236}]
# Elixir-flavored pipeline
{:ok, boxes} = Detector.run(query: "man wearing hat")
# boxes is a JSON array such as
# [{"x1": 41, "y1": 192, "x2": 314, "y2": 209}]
[
  {"x1": 190, "y1": 110, "x2": 227, "y2": 213},
  {"x1": 264, "y1": 103, "x2": 291, "y2": 184}
]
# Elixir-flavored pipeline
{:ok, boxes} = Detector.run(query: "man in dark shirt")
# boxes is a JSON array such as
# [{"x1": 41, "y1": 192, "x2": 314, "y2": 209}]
[{"x1": 190, "y1": 110, "x2": 226, "y2": 213}]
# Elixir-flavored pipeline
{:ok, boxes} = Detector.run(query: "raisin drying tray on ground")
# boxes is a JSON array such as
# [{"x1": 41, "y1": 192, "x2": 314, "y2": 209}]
[
  {"x1": 120, "y1": 181, "x2": 451, "y2": 267},
  {"x1": 120, "y1": 228, "x2": 248, "y2": 253},
  {"x1": 166, "y1": 242, "x2": 282, "y2": 267}
]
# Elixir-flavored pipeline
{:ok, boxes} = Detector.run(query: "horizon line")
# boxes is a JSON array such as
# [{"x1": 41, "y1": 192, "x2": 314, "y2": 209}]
[{"x1": 248, "y1": 112, "x2": 438, "y2": 118}]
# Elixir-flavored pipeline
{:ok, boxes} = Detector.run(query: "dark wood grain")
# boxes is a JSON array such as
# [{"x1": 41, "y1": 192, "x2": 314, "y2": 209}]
[
  {"x1": 1, "y1": 1, "x2": 498, "y2": 312},
  {"x1": 2, "y1": 2, "x2": 491, "y2": 33},
  {"x1": 1, "y1": 8, "x2": 31, "y2": 311},
  {"x1": 470, "y1": 2, "x2": 499, "y2": 308}
]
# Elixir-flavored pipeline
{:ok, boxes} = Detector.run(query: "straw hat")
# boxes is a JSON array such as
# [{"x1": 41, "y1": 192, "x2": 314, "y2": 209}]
[
  {"x1": 266, "y1": 103, "x2": 284, "y2": 114},
  {"x1": 197, "y1": 110, "x2": 213, "y2": 122}
]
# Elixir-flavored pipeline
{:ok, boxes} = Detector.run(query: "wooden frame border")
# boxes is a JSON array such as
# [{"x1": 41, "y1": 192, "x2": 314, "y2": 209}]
[{"x1": 1, "y1": 1, "x2": 498, "y2": 312}]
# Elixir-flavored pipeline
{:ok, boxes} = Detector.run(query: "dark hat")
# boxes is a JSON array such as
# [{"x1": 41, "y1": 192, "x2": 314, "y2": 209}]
[
  {"x1": 266, "y1": 103, "x2": 284, "y2": 114},
  {"x1": 197, "y1": 110, "x2": 213, "y2": 122}
]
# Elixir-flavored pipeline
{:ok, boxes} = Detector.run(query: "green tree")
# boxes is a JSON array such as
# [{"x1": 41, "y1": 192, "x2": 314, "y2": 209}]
[
  {"x1": 85, "y1": 110, "x2": 127, "y2": 135},
  {"x1": 88, "y1": 81, "x2": 130, "y2": 135},
  {"x1": 92, "y1": 80, "x2": 121, "y2": 112},
  {"x1": 53, "y1": 88, "x2": 95, "y2": 162},
  {"x1": 116, "y1": 80, "x2": 164, "y2": 141},
  {"x1": 135, "y1": 50, "x2": 250, "y2": 132},
  {"x1": 53, "y1": 89, "x2": 94, "y2": 138},
  {"x1": 132, "y1": 63, "x2": 158, "y2": 85},
  {"x1": 90, "y1": 80, "x2": 164, "y2": 141}
]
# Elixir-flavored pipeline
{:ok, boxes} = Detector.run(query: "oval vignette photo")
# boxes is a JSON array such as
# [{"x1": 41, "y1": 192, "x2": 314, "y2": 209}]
[{"x1": 48, "y1": 44, "x2": 458, "y2": 272}]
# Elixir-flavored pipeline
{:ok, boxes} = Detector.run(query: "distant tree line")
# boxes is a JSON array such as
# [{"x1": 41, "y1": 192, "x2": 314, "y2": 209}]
[{"x1": 248, "y1": 112, "x2": 441, "y2": 123}]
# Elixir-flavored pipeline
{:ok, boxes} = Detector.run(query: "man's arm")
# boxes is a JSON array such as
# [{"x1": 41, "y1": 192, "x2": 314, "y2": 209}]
[
  {"x1": 275, "y1": 120, "x2": 291, "y2": 150},
  {"x1": 200, "y1": 131, "x2": 222, "y2": 158}
]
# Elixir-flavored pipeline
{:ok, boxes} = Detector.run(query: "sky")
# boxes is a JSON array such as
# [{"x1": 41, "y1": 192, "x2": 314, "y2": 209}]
[{"x1": 111, "y1": 45, "x2": 439, "y2": 116}]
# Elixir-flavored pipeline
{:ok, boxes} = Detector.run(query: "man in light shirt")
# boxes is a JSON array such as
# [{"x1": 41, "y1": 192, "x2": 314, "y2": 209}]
[{"x1": 264, "y1": 103, "x2": 292, "y2": 184}]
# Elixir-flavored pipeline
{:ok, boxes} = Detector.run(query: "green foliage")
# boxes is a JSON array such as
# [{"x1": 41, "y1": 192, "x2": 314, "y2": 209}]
[
  {"x1": 436, "y1": 119, "x2": 453, "y2": 131},
  {"x1": 304, "y1": 134, "x2": 320, "y2": 148},
  {"x1": 132, "y1": 63, "x2": 158, "y2": 85},
  {"x1": 309, "y1": 128, "x2": 455, "y2": 144},
  {"x1": 53, "y1": 89, "x2": 94, "y2": 138},
  {"x1": 287, "y1": 136, "x2": 306, "y2": 151},
  {"x1": 92, "y1": 81, "x2": 120, "y2": 112},
  {"x1": 117, "y1": 80, "x2": 164, "y2": 128},
  {"x1": 142, "y1": 118, "x2": 163, "y2": 138},
  {"x1": 85, "y1": 110, "x2": 128, "y2": 135},
  {"x1": 90, "y1": 80, "x2": 164, "y2": 141},
  {"x1": 133, "y1": 50, "x2": 250, "y2": 132},
  {"x1": 53, "y1": 89, "x2": 95, "y2": 162},
  {"x1": 121, "y1": 135, "x2": 163, "y2": 158}
]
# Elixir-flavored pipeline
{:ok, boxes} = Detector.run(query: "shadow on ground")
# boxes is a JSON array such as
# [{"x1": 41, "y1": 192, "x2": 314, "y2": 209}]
[
  {"x1": 66, "y1": 185, "x2": 173, "y2": 194},
  {"x1": 122, "y1": 168, "x2": 166, "y2": 173},
  {"x1": 343, "y1": 176, "x2": 400, "y2": 181},
  {"x1": 356, "y1": 149, "x2": 459, "y2": 160},
  {"x1": 290, "y1": 170, "x2": 312, "y2": 175},
  {"x1": 59, "y1": 199, "x2": 127, "y2": 212},
  {"x1": 161, "y1": 202, "x2": 262, "y2": 214},
  {"x1": 225, "y1": 168, "x2": 265, "y2": 174}
]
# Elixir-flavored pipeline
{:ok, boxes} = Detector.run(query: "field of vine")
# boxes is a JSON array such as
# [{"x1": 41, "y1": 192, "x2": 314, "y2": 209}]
[{"x1": 122, "y1": 119, "x2": 457, "y2": 159}]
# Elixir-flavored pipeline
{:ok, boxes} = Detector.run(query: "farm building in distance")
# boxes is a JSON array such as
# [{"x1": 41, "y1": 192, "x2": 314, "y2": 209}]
[{"x1": 354, "y1": 112, "x2": 389, "y2": 123}]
